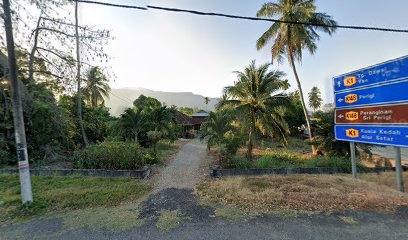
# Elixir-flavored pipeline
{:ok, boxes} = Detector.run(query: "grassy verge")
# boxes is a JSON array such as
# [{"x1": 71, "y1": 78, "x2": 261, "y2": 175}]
[
  {"x1": 231, "y1": 149, "x2": 367, "y2": 173},
  {"x1": 0, "y1": 174, "x2": 151, "y2": 224},
  {"x1": 196, "y1": 175, "x2": 408, "y2": 214},
  {"x1": 155, "y1": 140, "x2": 180, "y2": 163},
  {"x1": 144, "y1": 140, "x2": 180, "y2": 165}
]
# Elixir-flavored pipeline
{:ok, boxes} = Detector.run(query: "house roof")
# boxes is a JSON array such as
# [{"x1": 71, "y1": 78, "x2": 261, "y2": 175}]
[
  {"x1": 191, "y1": 112, "x2": 209, "y2": 117},
  {"x1": 175, "y1": 111, "x2": 196, "y2": 126}
]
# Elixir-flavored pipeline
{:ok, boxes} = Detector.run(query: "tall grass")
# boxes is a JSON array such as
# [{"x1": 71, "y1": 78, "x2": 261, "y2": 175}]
[
  {"x1": 0, "y1": 174, "x2": 151, "y2": 223},
  {"x1": 73, "y1": 141, "x2": 145, "y2": 170},
  {"x1": 232, "y1": 150, "x2": 366, "y2": 174}
]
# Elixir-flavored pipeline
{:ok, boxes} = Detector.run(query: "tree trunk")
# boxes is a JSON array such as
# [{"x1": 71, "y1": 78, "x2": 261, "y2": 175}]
[
  {"x1": 3, "y1": 0, "x2": 33, "y2": 204},
  {"x1": 288, "y1": 52, "x2": 317, "y2": 155},
  {"x1": 28, "y1": 15, "x2": 42, "y2": 85},
  {"x1": 75, "y1": 2, "x2": 89, "y2": 146},
  {"x1": 246, "y1": 110, "x2": 256, "y2": 160}
]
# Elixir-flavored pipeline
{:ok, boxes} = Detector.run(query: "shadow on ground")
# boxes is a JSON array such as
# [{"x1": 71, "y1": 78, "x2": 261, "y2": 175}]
[
  {"x1": 2, "y1": 187, "x2": 408, "y2": 240},
  {"x1": 139, "y1": 188, "x2": 214, "y2": 222}
]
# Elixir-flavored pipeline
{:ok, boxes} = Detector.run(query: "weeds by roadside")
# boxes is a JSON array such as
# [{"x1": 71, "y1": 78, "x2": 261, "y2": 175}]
[
  {"x1": 0, "y1": 174, "x2": 151, "y2": 224},
  {"x1": 196, "y1": 175, "x2": 408, "y2": 213}
]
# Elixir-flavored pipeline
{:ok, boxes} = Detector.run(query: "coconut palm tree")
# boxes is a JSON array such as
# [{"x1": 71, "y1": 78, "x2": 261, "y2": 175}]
[
  {"x1": 256, "y1": 0, "x2": 337, "y2": 154},
  {"x1": 200, "y1": 111, "x2": 233, "y2": 151},
  {"x1": 83, "y1": 67, "x2": 111, "y2": 107},
  {"x1": 149, "y1": 105, "x2": 177, "y2": 137},
  {"x1": 308, "y1": 86, "x2": 323, "y2": 112},
  {"x1": 117, "y1": 108, "x2": 146, "y2": 143},
  {"x1": 219, "y1": 60, "x2": 291, "y2": 160}
]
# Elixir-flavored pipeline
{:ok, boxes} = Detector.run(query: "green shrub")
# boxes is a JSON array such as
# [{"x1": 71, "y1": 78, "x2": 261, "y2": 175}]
[
  {"x1": 72, "y1": 141, "x2": 145, "y2": 170},
  {"x1": 253, "y1": 156, "x2": 303, "y2": 169},
  {"x1": 231, "y1": 156, "x2": 251, "y2": 169},
  {"x1": 245, "y1": 151, "x2": 368, "y2": 174},
  {"x1": 144, "y1": 151, "x2": 159, "y2": 165},
  {"x1": 0, "y1": 150, "x2": 9, "y2": 165},
  {"x1": 155, "y1": 140, "x2": 177, "y2": 151},
  {"x1": 306, "y1": 157, "x2": 368, "y2": 173},
  {"x1": 224, "y1": 136, "x2": 242, "y2": 157}
]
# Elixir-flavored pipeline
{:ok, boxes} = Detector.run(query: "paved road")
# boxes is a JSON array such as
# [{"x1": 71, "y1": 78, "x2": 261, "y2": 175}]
[{"x1": 2, "y1": 197, "x2": 408, "y2": 240}]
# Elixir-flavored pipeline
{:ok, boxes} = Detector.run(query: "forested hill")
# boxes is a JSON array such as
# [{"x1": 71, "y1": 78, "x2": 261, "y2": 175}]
[{"x1": 105, "y1": 88, "x2": 219, "y2": 116}]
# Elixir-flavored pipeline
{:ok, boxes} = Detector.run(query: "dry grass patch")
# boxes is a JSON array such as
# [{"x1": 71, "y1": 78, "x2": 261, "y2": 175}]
[
  {"x1": 360, "y1": 172, "x2": 408, "y2": 192},
  {"x1": 196, "y1": 175, "x2": 408, "y2": 213},
  {"x1": 156, "y1": 209, "x2": 184, "y2": 231}
]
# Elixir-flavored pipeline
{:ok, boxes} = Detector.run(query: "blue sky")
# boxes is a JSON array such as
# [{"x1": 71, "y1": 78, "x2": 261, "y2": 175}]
[{"x1": 80, "y1": 0, "x2": 408, "y2": 104}]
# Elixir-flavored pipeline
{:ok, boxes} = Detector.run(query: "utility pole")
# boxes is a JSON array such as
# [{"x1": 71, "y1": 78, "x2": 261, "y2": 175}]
[{"x1": 2, "y1": 0, "x2": 33, "y2": 204}]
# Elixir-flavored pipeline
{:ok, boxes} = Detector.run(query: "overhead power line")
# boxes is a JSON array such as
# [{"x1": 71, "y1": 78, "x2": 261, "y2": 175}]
[
  {"x1": 74, "y1": 0, "x2": 408, "y2": 34},
  {"x1": 74, "y1": 0, "x2": 147, "y2": 10}
]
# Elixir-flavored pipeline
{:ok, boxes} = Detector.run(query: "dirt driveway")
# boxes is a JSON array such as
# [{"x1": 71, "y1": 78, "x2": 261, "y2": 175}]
[{"x1": 152, "y1": 138, "x2": 212, "y2": 191}]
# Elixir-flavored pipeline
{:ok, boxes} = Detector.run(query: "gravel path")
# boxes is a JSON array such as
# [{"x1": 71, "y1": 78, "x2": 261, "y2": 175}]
[{"x1": 152, "y1": 138, "x2": 211, "y2": 191}]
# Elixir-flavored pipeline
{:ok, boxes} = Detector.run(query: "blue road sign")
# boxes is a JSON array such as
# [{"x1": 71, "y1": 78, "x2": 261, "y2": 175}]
[
  {"x1": 335, "y1": 125, "x2": 408, "y2": 147},
  {"x1": 334, "y1": 55, "x2": 408, "y2": 92},
  {"x1": 335, "y1": 80, "x2": 408, "y2": 108}
]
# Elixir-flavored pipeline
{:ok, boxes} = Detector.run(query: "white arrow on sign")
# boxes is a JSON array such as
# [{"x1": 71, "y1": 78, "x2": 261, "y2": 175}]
[
  {"x1": 338, "y1": 114, "x2": 344, "y2": 119},
  {"x1": 337, "y1": 98, "x2": 344, "y2": 102},
  {"x1": 337, "y1": 81, "x2": 342, "y2": 87}
]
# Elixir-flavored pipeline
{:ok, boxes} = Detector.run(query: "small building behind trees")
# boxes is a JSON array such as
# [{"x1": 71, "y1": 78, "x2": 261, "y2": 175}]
[
  {"x1": 175, "y1": 110, "x2": 209, "y2": 138},
  {"x1": 191, "y1": 111, "x2": 209, "y2": 130}
]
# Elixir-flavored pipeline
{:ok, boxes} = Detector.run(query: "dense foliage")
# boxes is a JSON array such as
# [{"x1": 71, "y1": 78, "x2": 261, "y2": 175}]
[
  {"x1": 219, "y1": 61, "x2": 291, "y2": 159},
  {"x1": 110, "y1": 95, "x2": 177, "y2": 147},
  {"x1": 311, "y1": 110, "x2": 350, "y2": 156},
  {"x1": 72, "y1": 141, "x2": 145, "y2": 170},
  {"x1": 231, "y1": 152, "x2": 366, "y2": 174},
  {"x1": 283, "y1": 91, "x2": 306, "y2": 136}
]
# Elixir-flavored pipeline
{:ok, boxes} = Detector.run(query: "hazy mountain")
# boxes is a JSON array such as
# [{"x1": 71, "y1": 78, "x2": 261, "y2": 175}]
[{"x1": 105, "y1": 88, "x2": 219, "y2": 116}]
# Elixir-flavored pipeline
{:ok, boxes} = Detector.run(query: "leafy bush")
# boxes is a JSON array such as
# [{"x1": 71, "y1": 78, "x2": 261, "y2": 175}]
[
  {"x1": 147, "y1": 130, "x2": 162, "y2": 153},
  {"x1": 0, "y1": 138, "x2": 14, "y2": 165},
  {"x1": 253, "y1": 155, "x2": 303, "y2": 169},
  {"x1": 224, "y1": 136, "x2": 242, "y2": 157},
  {"x1": 144, "y1": 151, "x2": 159, "y2": 165},
  {"x1": 155, "y1": 140, "x2": 177, "y2": 151},
  {"x1": 311, "y1": 110, "x2": 349, "y2": 156},
  {"x1": 231, "y1": 156, "x2": 251, "y2": 169},
  {"x1": 72, "y1": 141, "x2": 145, "y2": 170},
  {"x1": 0, "y1": 150, "x2": 9, "y2": 165},
  {"x1": 232, "y1": 150, "x2": 367, "y2": 174}
]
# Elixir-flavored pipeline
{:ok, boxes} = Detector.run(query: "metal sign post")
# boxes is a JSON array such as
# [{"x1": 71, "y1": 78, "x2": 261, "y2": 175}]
[
  {"x1": 394, "y1": 147, "x2": 404, "y2": 192},
  {"x1": 334, "y1": 55, "x2": 408, "y2": 191},
  {"x1": 350, "y1": 142, "x2": 357, "y2": 179}
]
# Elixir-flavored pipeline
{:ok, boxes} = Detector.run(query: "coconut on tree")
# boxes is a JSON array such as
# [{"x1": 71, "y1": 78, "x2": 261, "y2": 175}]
[{"x1": 256, "y1": 0, "x2": 337, "y2": 155}]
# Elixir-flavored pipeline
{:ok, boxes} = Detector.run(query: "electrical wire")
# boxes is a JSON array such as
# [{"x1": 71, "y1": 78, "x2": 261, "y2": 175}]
[
  {"x1": 73, "y1": 0, "x2": 408, "y2": 34},
  {"x1": 110, "y1": 92, "x2": 133, "y2": 104},
  {"x1": 75, "y1": 0, "x2": 147, "y2": 10}
]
